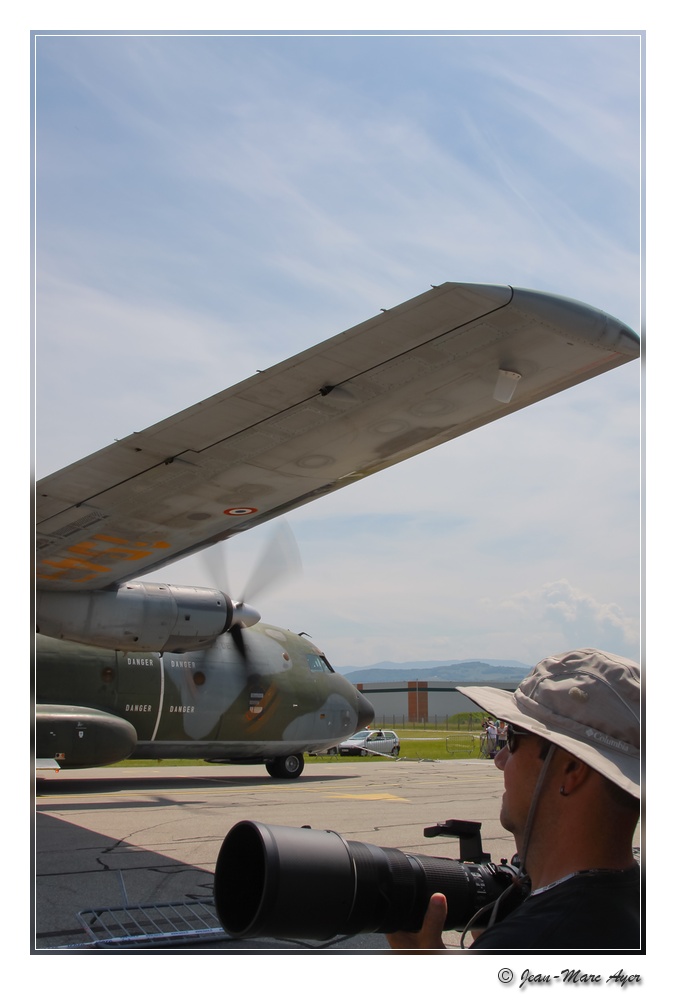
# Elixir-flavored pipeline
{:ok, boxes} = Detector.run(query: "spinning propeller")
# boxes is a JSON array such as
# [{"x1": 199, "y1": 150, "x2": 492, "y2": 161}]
[{"x1": 202, "y1": 521, "x2": 302, "y2": 662}]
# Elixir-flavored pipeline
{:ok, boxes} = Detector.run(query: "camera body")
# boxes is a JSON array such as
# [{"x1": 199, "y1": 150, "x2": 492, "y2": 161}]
[{"x1": 214, "y1": 818, "x2": 527, "y2": 941}]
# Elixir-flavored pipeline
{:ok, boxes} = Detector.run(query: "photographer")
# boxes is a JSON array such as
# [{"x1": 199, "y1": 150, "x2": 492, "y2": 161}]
[{"x1": 386, "y1": 648, "x2": 641, "y2": 952}]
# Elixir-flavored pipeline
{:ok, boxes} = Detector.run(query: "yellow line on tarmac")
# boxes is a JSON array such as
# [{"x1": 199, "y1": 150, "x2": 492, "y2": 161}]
[{"x1": 325, "y1": 792, "x2": 409, "y2": 801}]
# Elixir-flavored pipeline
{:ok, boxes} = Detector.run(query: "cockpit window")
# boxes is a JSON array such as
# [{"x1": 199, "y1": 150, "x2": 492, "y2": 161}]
[{"x1": 307, "y1": 654, "x2": 334, "y2": 673}]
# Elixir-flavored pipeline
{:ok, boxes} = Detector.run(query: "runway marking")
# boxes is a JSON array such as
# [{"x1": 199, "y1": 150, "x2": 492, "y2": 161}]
[{"x1": 325, "y1": 792, "x2": 409, "y2": 802}]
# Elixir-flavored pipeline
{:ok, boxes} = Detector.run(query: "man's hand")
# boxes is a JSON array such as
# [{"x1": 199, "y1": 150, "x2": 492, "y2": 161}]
[{"x1": 386, "y1": 893, "x2": 448, "y2": 952}]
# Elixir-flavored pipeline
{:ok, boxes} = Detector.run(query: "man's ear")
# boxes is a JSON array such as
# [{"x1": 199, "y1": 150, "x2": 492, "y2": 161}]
[{"x1": 559, "y1": 755, "x2": 591, "y2": 796}]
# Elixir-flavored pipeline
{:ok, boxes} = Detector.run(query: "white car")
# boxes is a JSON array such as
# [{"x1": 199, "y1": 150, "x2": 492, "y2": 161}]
[{"x1": 338, "y1": 729, "x2": 401, "y2": 757}]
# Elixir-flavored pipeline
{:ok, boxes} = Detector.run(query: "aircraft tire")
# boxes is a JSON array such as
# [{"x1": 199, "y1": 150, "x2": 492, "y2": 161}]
[{"x1": 265, "y1": 753, "x2": 305, "y2": 779}]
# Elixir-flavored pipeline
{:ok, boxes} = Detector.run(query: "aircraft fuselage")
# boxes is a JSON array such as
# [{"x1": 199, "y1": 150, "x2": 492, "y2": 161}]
[{"x1": 35, "y1": 625, "x2": 374, "y2": 773}]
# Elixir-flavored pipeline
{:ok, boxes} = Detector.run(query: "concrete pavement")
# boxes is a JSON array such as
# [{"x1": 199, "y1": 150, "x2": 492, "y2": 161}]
[{"x1": 34, "y1": 758, "x2": 640, "y2": 953}]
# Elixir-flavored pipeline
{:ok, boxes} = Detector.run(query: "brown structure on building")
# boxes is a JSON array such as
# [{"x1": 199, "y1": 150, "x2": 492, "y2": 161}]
[{"x1": 353, "y1": 679, "x2": 517, "y2": 725}]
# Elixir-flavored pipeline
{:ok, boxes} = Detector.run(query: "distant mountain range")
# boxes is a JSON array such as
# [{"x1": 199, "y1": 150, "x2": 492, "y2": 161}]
[{"x1": 336, "y1": 659, "x2": 532, "y2": 684}]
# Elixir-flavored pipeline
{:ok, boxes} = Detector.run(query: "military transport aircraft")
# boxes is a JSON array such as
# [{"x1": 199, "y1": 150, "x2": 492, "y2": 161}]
[{"x1": 35, "y1": 282, "x2": 639, "y2": 778}]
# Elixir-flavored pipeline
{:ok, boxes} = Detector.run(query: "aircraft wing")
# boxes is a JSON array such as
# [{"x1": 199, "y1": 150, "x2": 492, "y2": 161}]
[{"x1": 36, "y1": 282, "x2": 639, "y2": 591}]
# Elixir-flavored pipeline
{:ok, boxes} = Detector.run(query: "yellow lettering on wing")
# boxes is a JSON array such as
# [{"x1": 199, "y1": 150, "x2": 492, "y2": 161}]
[
  {"x1": 93, "y1": 535, "x2": 171, "y2": 561},
  {"x1": 37, "y1": 535, "x2": 171, "y2": 582},
  {"x1": 37, "y1": 556, "x2": 110, "y2": 583}
]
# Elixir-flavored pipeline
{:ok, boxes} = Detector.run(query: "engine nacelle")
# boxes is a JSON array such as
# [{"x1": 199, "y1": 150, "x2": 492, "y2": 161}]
[
  {"x1": 35, "y1": 704, "x2": 138, "y2": 768},
  {"x1": 36, "y1": 582, "x2": 260, "y2": 652}
]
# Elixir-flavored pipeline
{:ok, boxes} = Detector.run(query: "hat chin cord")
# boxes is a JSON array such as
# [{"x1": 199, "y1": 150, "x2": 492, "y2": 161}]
[
  {"x1": 460, "y1": 743, "x2": 558, "y2": 948},
  {"x1": 516, "y1": 742, "x2": 558, "y2": 879}
]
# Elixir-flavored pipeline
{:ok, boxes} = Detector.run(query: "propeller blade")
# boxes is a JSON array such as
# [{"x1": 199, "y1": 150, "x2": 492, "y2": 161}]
[
  {"x1": 197, "y1": 521, "x2": 302, "y2": 663},
  {"x1": 241, "y1": 521, "x2": 302, "y2": 603},
  {"x1": 201, "y1": 541, "x2": 231, "y2": 594},
  {"x1": 229, "y1": 622, "x2": 248, "y2": 661}
]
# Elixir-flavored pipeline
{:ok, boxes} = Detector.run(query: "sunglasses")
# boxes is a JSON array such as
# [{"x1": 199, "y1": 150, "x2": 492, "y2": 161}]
[{"x1": 506, "y1": 723, "x2": 533, "y2": 753}]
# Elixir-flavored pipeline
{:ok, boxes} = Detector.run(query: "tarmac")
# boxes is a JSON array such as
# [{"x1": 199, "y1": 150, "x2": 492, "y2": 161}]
[{"x1": 34, "y1": 757, "x2": 642, "y2": 954}]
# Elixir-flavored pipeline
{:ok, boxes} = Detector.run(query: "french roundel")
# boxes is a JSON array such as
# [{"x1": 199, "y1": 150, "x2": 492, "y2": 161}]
[{"x1": 223, "y1": 507, "x2": 258, "y2": 516}]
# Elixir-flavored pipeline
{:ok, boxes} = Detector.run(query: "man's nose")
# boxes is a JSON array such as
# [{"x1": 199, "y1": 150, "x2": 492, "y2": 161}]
[{"x1": 494, "y1": 746, "x2": 508, "y2": 770}]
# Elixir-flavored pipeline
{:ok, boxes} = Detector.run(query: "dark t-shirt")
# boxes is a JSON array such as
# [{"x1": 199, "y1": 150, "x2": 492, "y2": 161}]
[{"x1": 469, "y1": 866, "x2": 640, "y2": 952}]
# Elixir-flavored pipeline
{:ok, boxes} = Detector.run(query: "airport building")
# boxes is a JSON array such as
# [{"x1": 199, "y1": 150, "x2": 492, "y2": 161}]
[{"x1": 353, "y1": 679, "x2": 518, "y2": 726}]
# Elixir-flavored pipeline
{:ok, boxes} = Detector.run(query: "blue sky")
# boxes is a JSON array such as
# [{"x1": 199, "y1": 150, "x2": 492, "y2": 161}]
[{"x1": 34, "y1": 30, "x2": 643, "y2": 669}]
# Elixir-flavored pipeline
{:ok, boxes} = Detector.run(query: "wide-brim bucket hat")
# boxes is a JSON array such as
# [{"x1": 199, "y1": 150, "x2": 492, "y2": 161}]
[{"x1": 458, "y1": 648, "x2": 640, "y2": 798}]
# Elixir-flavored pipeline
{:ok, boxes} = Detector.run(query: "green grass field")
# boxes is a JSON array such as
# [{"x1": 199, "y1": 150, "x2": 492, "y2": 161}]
[
  {"x1": 113, "y1": 727, "x2": 490, "y2": 766},
  {"x1": 312, "y1": 729, "x2": 486, "y2": 762}
]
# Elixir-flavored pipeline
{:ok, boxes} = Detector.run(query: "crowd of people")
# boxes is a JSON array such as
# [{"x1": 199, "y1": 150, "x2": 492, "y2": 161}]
[{"x1": 481, "y1": 717, "x2": 507, "y2": 755}]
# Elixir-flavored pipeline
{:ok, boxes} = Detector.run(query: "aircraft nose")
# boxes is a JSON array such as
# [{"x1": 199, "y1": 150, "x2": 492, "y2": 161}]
[{"x1": 355, "y1": 690, "x2": 375, "y2": 730}]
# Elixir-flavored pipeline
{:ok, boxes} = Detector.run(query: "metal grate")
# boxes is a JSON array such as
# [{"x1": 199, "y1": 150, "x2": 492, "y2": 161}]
[{"x1": 76, "y1": 898, "x2": 226, "y2": 948}]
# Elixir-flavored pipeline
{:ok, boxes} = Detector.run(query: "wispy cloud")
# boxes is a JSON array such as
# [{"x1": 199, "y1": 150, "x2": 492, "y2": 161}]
[
  {"x1": 493, "y1": 579, "x2": 639, "y2": 659},
  {"x1": 35, "y1": 32, "x2": 642, "y2": 666}
]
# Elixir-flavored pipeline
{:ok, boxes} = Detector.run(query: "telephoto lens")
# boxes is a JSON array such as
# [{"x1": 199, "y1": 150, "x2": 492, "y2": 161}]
[{"x1": 214, "y1": 820, "x2": 523, "y2": 941}]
